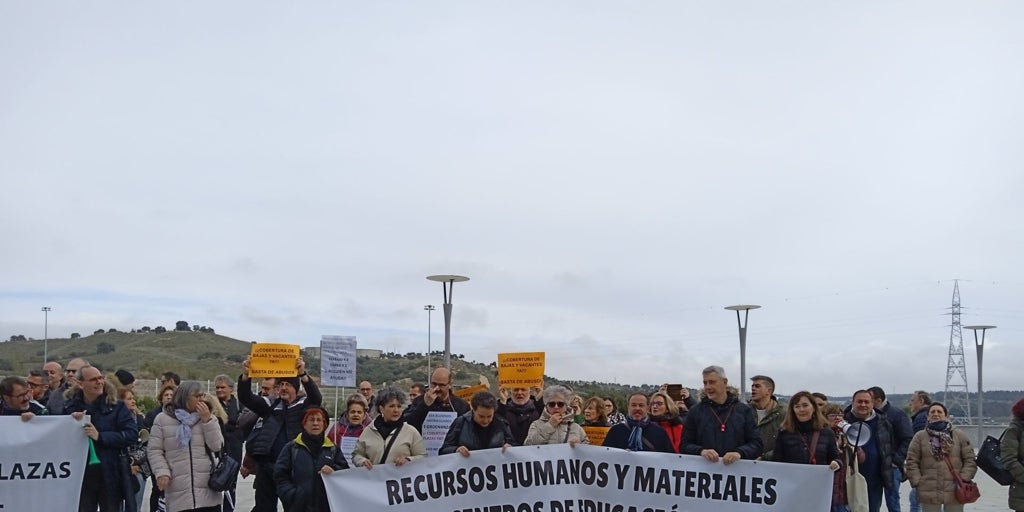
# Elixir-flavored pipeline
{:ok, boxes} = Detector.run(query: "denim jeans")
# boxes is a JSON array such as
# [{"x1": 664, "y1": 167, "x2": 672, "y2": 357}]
[
  {"x1": 884, "y1": 467, "x2": 902, "y2": 512},
  {"x1": 909, "y1": 486, "x2": 920, "y2": 512}
]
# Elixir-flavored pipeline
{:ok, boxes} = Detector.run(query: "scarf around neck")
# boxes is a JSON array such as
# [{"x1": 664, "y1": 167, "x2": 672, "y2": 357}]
[
  {"x1": 926, "y1": 420, "x2": 953, "y2": 459},
  {"x1": 625, "y1": 415, "x2": 650, "y2": 451},
  {"x1": 374, "y1": 414, "x2": 404, "y2": 440},
  {"x1": 301, "y1": 431, "x2": 326, "y2": 456},
  {"x1": 174, "y1": 409, "x2": 202, "y2": 448}
]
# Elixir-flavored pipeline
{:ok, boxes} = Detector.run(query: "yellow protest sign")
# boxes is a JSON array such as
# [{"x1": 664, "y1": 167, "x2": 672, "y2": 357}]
[
  {"x1": 497, "y1": 352, "x2": 545, "y2": 388},
  {"x1": 248, "y1": 343, "x2": 301, "y2": 378},
  {"x1": 583, "y1": 425, "x2": 611, "y2": 446},
  {"x1": 453, "y1": 384, "x2": 490, "y2": 401}
]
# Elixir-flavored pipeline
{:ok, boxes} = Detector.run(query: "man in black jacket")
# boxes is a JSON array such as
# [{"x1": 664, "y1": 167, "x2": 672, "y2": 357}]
[
  {"x1": 680, "y1": 365, "x2": 762, "y2": 463},
  {"x1": 238, "y1": 357, "x2": 321, "y2": 512},
  {"x1": 402, "y1": 367, "x2": 470, "y2": 432},
  {"x1": 497, "y1": 386, "x2": 541, "y2": 446},
  {"x1": 845, "y1": 389, "x2": 897, "y2": 512},
  {"x1": 869, "y1": 386, "x2": 914, "y2": 512},
  {"x1": 602, "y1": 391, "x2": 674, "y2": 453}
]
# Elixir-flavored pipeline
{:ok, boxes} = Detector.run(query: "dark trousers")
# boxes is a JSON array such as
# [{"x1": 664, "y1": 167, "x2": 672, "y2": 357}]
[
  {"x1": 222, "y1": 488, "x2": 236, "y2": 512},
  {"x1": 80, "y1": 464, "x2": 119, "y2": 512},
  {"x1": 252, "y1": 462, "x2": 279, "y2": 512},
  {"x1": 149, "y1": 475, "x2": 165, "y2": 512}
]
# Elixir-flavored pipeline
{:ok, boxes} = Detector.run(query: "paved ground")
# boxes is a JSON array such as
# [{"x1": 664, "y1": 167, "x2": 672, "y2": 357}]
[{"x1": 142, "y1": 468, "x2": 1011, "y2": 511}]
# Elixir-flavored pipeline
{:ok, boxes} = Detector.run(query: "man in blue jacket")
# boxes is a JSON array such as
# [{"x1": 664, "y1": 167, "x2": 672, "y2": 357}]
[
  {"x1": 64, "y1": 365, "x2": 139, "y2": 512},
  {"x1": 869, "y1": 386, "x2": 914, "y2": 512},
  {"x1": 603, "y1": 391, "x2": 674, "y2": 453}
]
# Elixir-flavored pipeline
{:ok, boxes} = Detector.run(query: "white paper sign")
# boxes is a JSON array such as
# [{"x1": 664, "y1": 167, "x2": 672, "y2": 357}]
[
  {"x1": 339, "y1": 436, "x2": 359, "y2": 469},
  {"x1": 420, "y1": 411, "x2": 458, "y2": 457},
  {"x1": 320, "y1": 335, "x2": 357, "y2": 387}
]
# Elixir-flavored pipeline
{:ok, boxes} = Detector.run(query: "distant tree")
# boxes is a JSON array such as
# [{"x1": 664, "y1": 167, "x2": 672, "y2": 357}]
[
  {"x1": 108, "y1": 328, "x2": 118, "y2": 333},
  {"x1": 94, "y1": 329, "x2": 105, "y2": 335},
  {"x1": 70, "y1": 332, "x2": 81, "y2": 339},
  {"x1": 130, "y1": 329, "x2": 136, "y2": 333},
  {"x1": 154, "y1": 326, "x2": 167, "y2": 333},
  {"x1": 174, "y1": 321, "x2": 190, "y2": 331},
  {"x1": 9, "y1": 334, "x2": 27, "y2": 342},
  {"x1": 225, "y1": 354, "x2": 244, "y2": 363},
  {"x1": 192, "y1": 324, "x2": 199, "y2": 332},
  {"x1": 96, "y1": 342, "x2": 115, "y2": 354}
]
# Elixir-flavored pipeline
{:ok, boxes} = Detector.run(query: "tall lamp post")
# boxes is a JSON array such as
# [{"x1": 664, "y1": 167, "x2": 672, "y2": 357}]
[
  {"x1": 426, "y1": 274, "x2": 470, "y2": 369},
  {"x1": 424, "y1": 305, "x2": 435, "y2": 377},
  {"x1": 964, "y1": 325, "x2": 995, "y2": 444},
  {"x1": 725, "y1": 304, "x2": 761, "y2": 403},
  {"x1": 41, "y1": 306, "x2": 52, "y2": 365}
]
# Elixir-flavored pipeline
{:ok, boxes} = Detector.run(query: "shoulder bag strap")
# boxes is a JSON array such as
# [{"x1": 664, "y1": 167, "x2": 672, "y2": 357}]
[
  {"x1": 378, "y1": 426, "x2": 402, "y2": 465},
  {"x1": 809, "y1": 431, "x2": 821, "y2": 464},
  {"x1": 942, "y1": 455, "x2": 964, "y2": 485}
]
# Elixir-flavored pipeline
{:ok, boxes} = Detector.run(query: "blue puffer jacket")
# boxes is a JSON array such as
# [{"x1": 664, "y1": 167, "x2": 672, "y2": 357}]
[{"x1": 62, "y1": 382, "x2": 139, "y2": 506}]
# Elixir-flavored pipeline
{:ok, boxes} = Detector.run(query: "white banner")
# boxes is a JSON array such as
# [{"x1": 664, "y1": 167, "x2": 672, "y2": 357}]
[
  {"x1": 0, "y1": 415, "x2": 89, "y2": 511},
  {"x1": 320, "y1": 335, "x2": 357, "y2": 387},
  {"x1": 324, "y1": 444, "x2": 832, "y2": 512},
  {"x1": 421, "y1": 411, "x2": 458, "y2": 457}
]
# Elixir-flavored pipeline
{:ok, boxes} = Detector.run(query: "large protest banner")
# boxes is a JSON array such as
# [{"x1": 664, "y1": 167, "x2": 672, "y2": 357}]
[
  {"x1": 248, "y1": 342, "x2": 301, "y2": 378},
  {"x1": 324, "y1": 443, "x2": 831, "y2": 512},
  {"x1": 320, "y1": 335, "x2": 357, "y2": 387},
  {"x1": 0, "y1": 416, "x2": 89, "y2": 510}
]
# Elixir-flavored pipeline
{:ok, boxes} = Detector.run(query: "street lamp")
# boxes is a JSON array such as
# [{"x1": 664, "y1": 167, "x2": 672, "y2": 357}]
[
  {"x1": 725, "y1": 304, "x2": 761, "y2": 403},
  {"x1": 964, "y1": 325, "x2": 995, "y2": 445},
  {"x1": 424, "y1": 305, "x2": 435, "y2": 377},
  {"x1": 41, "y1": 306, "x2": 51, "y2": 365},
  {"x1": 426, "y1": 274, "x2": 470, "y2": 369}
]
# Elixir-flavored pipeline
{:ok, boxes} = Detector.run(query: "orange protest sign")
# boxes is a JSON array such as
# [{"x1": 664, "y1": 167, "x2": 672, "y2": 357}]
[
  {"x1": 248, "y1": 343, "x2": 300, "y2": 378},
  {"x1": 582, "y1": 425, "x2": 611, "y2": 446},
  {"x1": 453, "y1": 384, "x2": 490, "y2": 401},
  {"x1": 497, "y1": 352, "x2": 545, "y2": 388}
]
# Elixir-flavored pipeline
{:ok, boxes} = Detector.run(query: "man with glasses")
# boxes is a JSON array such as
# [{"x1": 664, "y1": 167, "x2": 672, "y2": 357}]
[
  {"x1": 358, "y1": 381, "x2": 378, "y2": 419},
  {"x1": 1, "y1": 376, "x2": 48, "y2": 419},
  {"x1": 403, "y1": 367, "x2": 470, "y2": 433},
  {"x1": 602, "y1": 391, "x2": 673, "y2": 452},
  {"x1": 64, "y1": 365, "x2": 138, "y2": 512},
  {"x1": 26, "y1": 370, "x2": 48, "y2": 401}
]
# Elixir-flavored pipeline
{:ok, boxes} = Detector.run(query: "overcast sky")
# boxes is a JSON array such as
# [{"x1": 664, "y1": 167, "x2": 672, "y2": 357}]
[{"x1": 2, "y1": 2, "x2": 1022, "y2": 398}]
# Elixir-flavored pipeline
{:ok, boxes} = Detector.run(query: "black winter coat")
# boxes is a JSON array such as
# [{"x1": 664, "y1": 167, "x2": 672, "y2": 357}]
[
  {"x1": 602, "y1": 421, "x2": 675, "y2": 453},
  {"x1": 497, "y1": 400, "x2": 540, "y2": 446},
  {"x1": 402, "y1": 394, "x2": 471, "y2": 433},
  {"x1": 238, "y1": 376, "x2": 323, "y2": 461},
  {"x1": 274, "y1": 435, "x2": 349, "y2": 512},
  {"x1": 220, "y1": 395, "x2": 244, "y2": 462},
  {"x1": 681, "y1": 394, "x2": 762, "y2": 459},
  {"x1": 843, "y1": 409, "x2": 896, "y2": 489},
  {"x1": 879, "y1": 401, "x2": 914, "y2": 469},
  {"x1": 63, "y1": 387, "x2": 139, "y2": 507},
  {"x1": 771, "y1": 426, "x2": 842, "y2": 467},
  {"x1": 439, "y1": 412, "x2": 515, "y2": 454}
]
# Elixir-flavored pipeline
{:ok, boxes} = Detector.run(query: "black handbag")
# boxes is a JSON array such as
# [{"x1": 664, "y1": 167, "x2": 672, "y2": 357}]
[
  {"x1": 977, "y1": 432, "x2": 1015, "y2": 486},
  {"x1": 206, "y1": 447, "x2": 240, "y2": 492}
]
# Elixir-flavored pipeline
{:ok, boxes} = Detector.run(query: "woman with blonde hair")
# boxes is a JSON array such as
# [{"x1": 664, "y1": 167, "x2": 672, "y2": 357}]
[
  {"x1": 148, "y1": 381, "x2": 227, "y2": 512},
  {"x1": 582, "y1": 397, "x2": 609, "y2": 427},
  {"x1": 649, "y1": 391, "x2": 684, "y2": 453}
]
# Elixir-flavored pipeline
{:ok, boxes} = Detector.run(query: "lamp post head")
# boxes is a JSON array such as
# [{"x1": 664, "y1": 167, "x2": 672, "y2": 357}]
[
  {"x1": 426, "y1": 275, "x2": 470, "y2": 283},
  {"x1": 964, "y1": 325, "x2": 996, "y2": 347},
  {"x1": 424, "y1": 305, "x2": 435, "y2": 311},
  {"x1": 42, "y1": 306, "x2": 51, "y2": 312},
  {"x1": 724, "y1": 305, "x2": 761, "y2": 312}
]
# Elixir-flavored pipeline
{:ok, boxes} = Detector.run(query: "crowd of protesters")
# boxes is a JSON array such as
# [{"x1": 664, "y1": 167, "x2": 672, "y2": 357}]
[{"x1": 3, "y1": 358, "x2": 1024, "y2": 512}]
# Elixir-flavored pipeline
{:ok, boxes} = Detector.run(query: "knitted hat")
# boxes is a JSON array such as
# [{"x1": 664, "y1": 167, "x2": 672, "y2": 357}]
[
  {"x1": 280, "y1": 376, "x2": 301, "y2": 390},
  {"x1": 115, "y1": 369, "x2": 135, "y2": 386}
]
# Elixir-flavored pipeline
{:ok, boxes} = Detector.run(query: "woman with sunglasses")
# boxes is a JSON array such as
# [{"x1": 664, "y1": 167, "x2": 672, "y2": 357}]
[{"x1": 524, "y1": 385, "x2": 587, "y2": 447}]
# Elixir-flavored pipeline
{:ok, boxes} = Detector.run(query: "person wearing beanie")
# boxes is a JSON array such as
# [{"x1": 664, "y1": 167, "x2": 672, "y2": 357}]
[
  {"x1": 1002, "y1": 397, "x2": 1024, "y2": 511},
  {"x1": 115, "y1": 369, "x2": 135, "y2": 389},
  {"x1": 237, "y1": 357, "x2": 321, "y2": 512},
  {"x1": 274, "y1": 407, "x2": 349, "y2": 512}
]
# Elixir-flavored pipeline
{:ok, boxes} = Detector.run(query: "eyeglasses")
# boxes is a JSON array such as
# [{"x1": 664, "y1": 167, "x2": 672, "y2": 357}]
[
  {"x1": 650, "y1": 401, "x2": 666, "y2": 406},
  {"x1": 66, "y1": 369, "x2": 78, "y2": 374},
  {"x1": 359, "y1": 388, "x2": 372, "y2": 392},
  {"x1": 27, "y1": 382, "x2": 45, "y2": 388},
  {"x1": 192, "y1": 393, "x2": 205, "y2": 398},
  {"x1": 430, "y1": 382, "x2": 449, "y2": 388},
  {"x1": 546, "y1": 401, "x2": 566, "y2": 408}
]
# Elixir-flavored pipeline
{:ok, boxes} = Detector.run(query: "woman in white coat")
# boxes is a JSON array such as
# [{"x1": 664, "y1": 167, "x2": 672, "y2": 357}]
[{"x1": 148, "y1": 381, "x2": 227, "y2": 512}]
